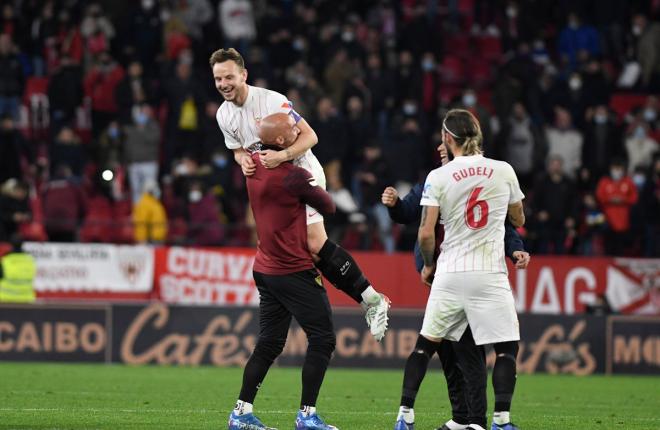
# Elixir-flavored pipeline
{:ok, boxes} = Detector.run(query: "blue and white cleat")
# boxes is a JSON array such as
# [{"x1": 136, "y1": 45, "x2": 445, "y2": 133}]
[
  {"x1": 394, "y1": 417, "x2": 414, "y2": 430},
  {"x1": 228, "y1": 411, "x2": 277, "y2": 430},
  {"x1": 295, "y1": 411, "x2": 338, "y2": 430},
  {"x1": 491, "y1": 423, "x2": 519, "y2": 430}
]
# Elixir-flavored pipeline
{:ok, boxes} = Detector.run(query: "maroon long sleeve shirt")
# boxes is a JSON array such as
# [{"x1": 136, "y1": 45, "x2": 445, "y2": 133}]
[{"x1": 247, "y1": 153, "x2": 335, "y2": 275}]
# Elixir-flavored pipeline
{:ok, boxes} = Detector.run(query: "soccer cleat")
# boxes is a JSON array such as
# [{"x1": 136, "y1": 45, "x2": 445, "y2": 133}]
[
  {"x1": 228, "y1": 411, "x2": 277, "y2": 430},
  {"x1": 295, "y1": 411, "x2": 338, "y2": 429},
  {"x1": 394, "y1": 417, "x2": 414, "y2": 430},
  {"x1": 365, "y1": 294, "x2": 390, "y2": 341},
  {"x1": 490, "y1": 424, "x2": 519, "y2": 430}
]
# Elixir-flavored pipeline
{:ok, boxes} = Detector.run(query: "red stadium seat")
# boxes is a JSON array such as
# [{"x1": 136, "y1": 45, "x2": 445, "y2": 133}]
[
  {"x1": 610, "y1": 93, "x2": 647, "y2": 119},
  {"x1": 467, "y1": 58, "x2": 493, "y2": 88},
  {"x1": 22, "y1": 77, "x2": 49, "y2": 105},
  {"x1": 438, "y1": 84, "x2": 463, "y2": 105},
  {"x1": 112, "y1": 199, "x2": 134, "y2": 244},
  {"x1": 79, "y1": 195, "x2": 113, "y2": 243},
  {"x1": 444, "y1": 35, "x2": 471, "y2": 58},
  {"x1": 439, "y1": 55, "x2": 465, "y2": 85},
  {"x1": 475, "y1": 36, "x2": 502, "y2": 62},
  {"x1": 166, "y1": 217, "x2": 188, "y2": 244}
]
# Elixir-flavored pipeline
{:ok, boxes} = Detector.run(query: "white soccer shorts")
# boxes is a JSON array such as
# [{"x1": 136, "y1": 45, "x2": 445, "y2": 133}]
[
  {"x1": 294, "y1": 152, "x2": 326, "y2": 225},
  {"x1": 420, "y1": 271, "x2": 520, "y2": 345}
]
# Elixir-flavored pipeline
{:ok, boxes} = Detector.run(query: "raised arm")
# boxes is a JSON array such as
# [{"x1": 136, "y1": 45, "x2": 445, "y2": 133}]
[{"x1": 383, "y1": 183, "x2": 424, "y2": 224}]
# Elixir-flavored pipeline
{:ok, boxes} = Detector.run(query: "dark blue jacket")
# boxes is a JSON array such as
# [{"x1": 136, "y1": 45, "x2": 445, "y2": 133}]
[{"x1": 388, "y1": 183, "x2": 525, "y2": 272}]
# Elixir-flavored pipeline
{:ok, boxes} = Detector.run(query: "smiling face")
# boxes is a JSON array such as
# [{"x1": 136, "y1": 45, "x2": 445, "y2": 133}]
[{"x1": 212, "y1": 60, "x2": 248, "y2": 105}]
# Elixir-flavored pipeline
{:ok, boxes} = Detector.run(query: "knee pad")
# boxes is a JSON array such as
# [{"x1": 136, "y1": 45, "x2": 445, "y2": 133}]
[
  {"x1": 316, "y1": 240, "x2": 369, "y2": 291},
  {"x1": 493, "y1": 341, "x2": 519, "y2": 361},
  {"x1": 253, "y1": 337, "x2": 286, "y2": 363}
]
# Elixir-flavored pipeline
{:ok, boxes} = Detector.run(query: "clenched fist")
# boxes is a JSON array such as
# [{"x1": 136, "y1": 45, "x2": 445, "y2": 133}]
[{"x1": 381, "y1": 186, "x2": 399, "y2": 207}]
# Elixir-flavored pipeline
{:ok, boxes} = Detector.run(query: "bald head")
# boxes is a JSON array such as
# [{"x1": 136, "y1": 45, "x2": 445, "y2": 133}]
[{"x1": 258, "y1": 112, "x2": 300, "y2": 147}]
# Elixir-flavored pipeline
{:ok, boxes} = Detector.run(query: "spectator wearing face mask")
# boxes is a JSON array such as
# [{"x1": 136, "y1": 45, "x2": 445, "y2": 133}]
[
  {"x1": 558, "y1": 12, "x2": 600, "y2": 71},
  {"x1": 187, "y1": 181, "x2": 224, "y2": 246},
  {"x1": 545, "y1": 106, "x2": 583, "y2": 178},
  {"x1": 631, "y1": 13, "x2": 660, "y2": 90},
  {"x1": 583, "y1": 105, "x2": 624, "y2": 177},
  {"x1": 123, "y1": 104, "x2": 161, "y2": 204},
  {"x1": 596, "y1": 159, "x2": 638, "y2": 256},
  {"x1": 625, "y1": 118, "x2": 659, "y2": 173},
  {"x1": 641, "y1": 95, "x2": 659, "y2": 131},
  {"x1": 457, "y1": 88, "x2": 494, "y2": 156}
]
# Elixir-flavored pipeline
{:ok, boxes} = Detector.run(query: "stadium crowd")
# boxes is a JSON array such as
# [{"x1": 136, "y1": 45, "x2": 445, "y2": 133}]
[{"x1": 0, "y1": 0, "x2": 658, "y2": 257}]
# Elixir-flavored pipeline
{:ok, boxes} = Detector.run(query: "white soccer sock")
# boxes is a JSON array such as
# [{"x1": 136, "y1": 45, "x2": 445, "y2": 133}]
[
  {"x1": 444, "y1": 419, "x2": 469, "y2": 430},
  {"x1": 361, "y1": 286, "x2": 381, "y2": 305},
  {"x1": 468, "y1": 425, "x2": 486, "y2": 430},
  {"x1": 493, "y1": 411, "x2": 510, "y2": 425},
  {"x1": 397, "y1": 406, "x2": 414, "y2": 424},
  {"x1": 300, "y1": 405, "x2": 316, "y2": 417},
  {"x1": 234, "y1": 400, "x2": 253, "y2": 415}
]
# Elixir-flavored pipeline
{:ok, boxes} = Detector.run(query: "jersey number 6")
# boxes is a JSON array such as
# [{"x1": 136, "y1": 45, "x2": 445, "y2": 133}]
[{"x1": 464, "y1": 187, "x2": 489, "y2": 229}]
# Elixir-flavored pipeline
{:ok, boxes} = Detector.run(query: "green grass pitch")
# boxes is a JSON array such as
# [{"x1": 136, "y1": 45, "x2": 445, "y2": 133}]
[{"x1": 0, "y1": 362, "x2": 658, "y2": 429}]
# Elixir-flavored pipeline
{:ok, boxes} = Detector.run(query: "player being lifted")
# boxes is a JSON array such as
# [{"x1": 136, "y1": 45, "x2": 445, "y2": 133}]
[
  {"x1": 210, "y1": 48, "x2": 389, "y2": 340},
  {"x1": 399, "y1": 109, "x2": 525, "y2": 430}
]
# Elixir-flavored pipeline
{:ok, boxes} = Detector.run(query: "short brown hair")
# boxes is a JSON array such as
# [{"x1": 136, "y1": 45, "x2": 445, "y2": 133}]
[{"x1": 209, "y1": 48, "x2": 245, "y2": 69}]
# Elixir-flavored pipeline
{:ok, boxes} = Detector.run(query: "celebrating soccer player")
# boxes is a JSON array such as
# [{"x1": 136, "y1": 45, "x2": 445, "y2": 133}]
[
  {"x1": 210, "y1": 48, "x2": 390, "y2": 341},
  {"x1": 396, "y1": 109, "x2": 525, "y2": 430},
  {"x1": 383, "y1": 142, "x2": 529, "y2": 430}
]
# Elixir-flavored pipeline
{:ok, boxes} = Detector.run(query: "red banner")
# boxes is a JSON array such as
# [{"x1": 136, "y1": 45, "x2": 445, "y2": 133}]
[
  {"x1": 328, "y1": 253, "x2": 659, "y2": 315},
  {"x1": 14, "y1": 241, "x2": 656, "y2": 315},
  {"x1": 153, "y1": 246, "x2": 258, "y2": 306},
  {"x1": 152, "y1": 247, "x2": 659, "y2": 315}
]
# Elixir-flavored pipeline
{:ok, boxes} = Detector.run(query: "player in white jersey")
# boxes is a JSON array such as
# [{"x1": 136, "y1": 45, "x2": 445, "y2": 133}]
[
  {"x1": 417, "y1": 110, "x2": 525, "y2": 430},
  {"x1": 209, "y1": 48, "x2": 390, "y2": 341}
]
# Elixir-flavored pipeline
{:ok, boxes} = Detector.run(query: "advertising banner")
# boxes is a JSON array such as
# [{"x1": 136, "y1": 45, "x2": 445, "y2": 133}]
[
  {"x1": 110, "y1": 303, "x2": 609, "y2": 374},
  {"x1": 328, "y1": 253, "x2": 660, "y2": 315},
  {"x1": 24, "y1": 242, "x2": 154, "y2": 298},
  {"x1": 3, "y1": 303, "x2": 656, "y2": 374},
  {"x1": 18, "y1": 242, "x2": 659, "y2": 315},
  {"x1": 0, "y1": 304, "x2": 109, "y2": 362},
  {"x1": 153, "y1": 247, "x2": 258, "y2": 306},
  {"x1": 606, "y1": 316, "x2": 660, "y2": 375}
]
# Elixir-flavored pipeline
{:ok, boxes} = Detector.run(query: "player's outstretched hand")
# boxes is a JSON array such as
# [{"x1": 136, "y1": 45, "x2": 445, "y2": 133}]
[
  {"x1": 381, "y1": 186, "x2": 398, "y2": 207},
  {"x1": 421, "y1": 264, "x2": 435, "y2": 287},
  {"x1": 241, "y1": 153, "x2": 256, "y2": 176},
  {"x1": 259, "y1": 149, "x2": 285, "y2": 169},
  {"x1": 513, "y1": 251, "x2": 530, "y2": 269}
]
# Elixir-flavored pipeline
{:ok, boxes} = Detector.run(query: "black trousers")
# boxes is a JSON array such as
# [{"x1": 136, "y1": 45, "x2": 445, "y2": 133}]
[{"x1": 253, "y1": 269, "x2": 335, "y2": 348}]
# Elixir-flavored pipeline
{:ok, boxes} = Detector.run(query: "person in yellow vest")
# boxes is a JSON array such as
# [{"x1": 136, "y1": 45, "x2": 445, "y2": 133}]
[{"x1": 0, "y1": 238, "x2": 36, "y2": 303}]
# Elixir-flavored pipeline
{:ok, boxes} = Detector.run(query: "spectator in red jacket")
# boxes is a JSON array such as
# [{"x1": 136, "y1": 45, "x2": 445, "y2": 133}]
[
  {"x1": 83, "y1": 51, "x2": 125, "y2": 135},
  {"x1": 596, "y1": 159, "x2": 639, "y2": 256}
]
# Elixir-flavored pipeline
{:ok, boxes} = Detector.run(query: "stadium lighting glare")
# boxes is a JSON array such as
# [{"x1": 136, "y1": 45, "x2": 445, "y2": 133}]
[{"x1": 102, "y1": 170, "x2": 114, "y2": 181}]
